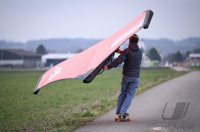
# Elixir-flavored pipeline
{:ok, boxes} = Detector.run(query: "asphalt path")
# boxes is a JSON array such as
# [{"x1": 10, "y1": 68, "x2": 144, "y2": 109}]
[{"x1": 75, "y1": 71, "x2": 200, "y2": 132}]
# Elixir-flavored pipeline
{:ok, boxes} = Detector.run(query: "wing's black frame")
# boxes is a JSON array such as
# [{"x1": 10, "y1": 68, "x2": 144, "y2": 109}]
[{"x1": 143, "y1": 10, "x2": 154, "y2": 29}]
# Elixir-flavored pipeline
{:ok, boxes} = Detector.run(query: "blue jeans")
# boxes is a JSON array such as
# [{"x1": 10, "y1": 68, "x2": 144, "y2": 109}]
[{"x1": 116, "y1": 76, "x2": 139, "y2": 114}]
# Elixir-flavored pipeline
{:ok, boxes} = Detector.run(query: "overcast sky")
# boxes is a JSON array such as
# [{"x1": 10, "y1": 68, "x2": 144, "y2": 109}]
[{"x1": 0, "y1": 0, "x2": 200, "y2": 42}]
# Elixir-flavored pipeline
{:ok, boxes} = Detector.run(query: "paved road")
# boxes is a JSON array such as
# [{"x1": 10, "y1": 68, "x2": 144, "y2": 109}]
[{"x1": 75, "y1": 71, "x2": 200, "y2": 132}]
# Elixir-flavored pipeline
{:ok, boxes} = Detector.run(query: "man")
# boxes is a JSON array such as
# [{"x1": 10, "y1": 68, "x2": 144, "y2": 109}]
[{"x1": 104, "y1": 34, "x2": 142, "y2": 116}]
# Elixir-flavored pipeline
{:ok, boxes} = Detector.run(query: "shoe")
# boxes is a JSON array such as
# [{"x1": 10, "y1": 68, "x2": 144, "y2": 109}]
[
  {"x1": 118, "y1": 113, "x2": 129, "y2": 116},
  {"x1": 124, "y1": 113, "x2": 129, "y2": 116}
]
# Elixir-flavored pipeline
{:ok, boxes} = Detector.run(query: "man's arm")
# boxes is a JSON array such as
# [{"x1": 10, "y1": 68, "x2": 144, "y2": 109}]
[{"x1": 104, "y1": 49, "x2": 128, "y2": 70}]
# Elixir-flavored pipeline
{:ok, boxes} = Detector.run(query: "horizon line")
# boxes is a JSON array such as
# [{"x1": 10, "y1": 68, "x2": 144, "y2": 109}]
[{"x1": 0, "y1": 36, "x2": 200, "y2": 44}]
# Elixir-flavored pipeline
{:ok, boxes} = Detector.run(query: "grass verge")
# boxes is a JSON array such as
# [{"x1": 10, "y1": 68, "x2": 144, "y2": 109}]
[
  {"x1": 0, "y1": 68, "x2": 186, "y2": 131},
  {"x1": 189, "y1": 66, "x2": 200, "y2": 71}
]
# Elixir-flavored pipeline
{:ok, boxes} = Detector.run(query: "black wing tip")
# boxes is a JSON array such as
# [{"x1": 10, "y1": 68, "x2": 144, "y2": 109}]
[
  {"x1": 143, "y1": 10, "x2": 154, "y2": 29},
  {"x1": 33, "y1": 89, "x2": 40, "y2": 95},
  {"x1": 83, "y1": 79, "x2": 91, "y2": 83},
  {"x1": 33, "y1": 74, "x2": 43, "y2": 95}
]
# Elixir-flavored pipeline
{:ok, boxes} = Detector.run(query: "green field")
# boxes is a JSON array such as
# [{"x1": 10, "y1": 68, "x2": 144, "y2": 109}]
[
  {"x1": 190, "y1": 66, "x2": 200, "y2": 71},
  {"x1": 0, "y1": 68, "x2": 186, "y2": 131}
]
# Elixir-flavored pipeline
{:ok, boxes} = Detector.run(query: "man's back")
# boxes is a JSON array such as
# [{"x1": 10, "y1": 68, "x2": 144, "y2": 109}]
[{"x1": 122, "y1": 48, "x2": 142, "y2": 78}]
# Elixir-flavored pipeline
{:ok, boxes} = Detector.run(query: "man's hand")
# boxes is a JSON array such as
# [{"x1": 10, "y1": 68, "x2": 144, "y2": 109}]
[
  {"x1": 103, "y1": 65, "x2": 108, "y2": 70},
  {"x1": 115, "y1": 48, "x2": 123, "y2": 54}
]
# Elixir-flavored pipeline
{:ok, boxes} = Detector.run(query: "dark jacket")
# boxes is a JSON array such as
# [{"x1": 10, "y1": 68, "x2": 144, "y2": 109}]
[{"x1": 107, "y1": 48, "x2": 142, "y2": 78}]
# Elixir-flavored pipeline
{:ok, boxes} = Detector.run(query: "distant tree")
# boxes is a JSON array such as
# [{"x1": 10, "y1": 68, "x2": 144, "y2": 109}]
[
  {"x1": 147, "y1": 47, "x2": 161, "y2": 61},
  {"x1": 166, "y1": 51, "x2": 184, "y2": 63},
  {"x1": 36, "y1": 44, "x2": 47, "y2": 54},
  {"x1": 174, "y1": 51, "x2": 184, "y2": 62}
]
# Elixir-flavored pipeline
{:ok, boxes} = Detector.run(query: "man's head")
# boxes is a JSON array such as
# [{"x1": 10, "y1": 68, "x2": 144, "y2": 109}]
[
  {"x1": 129, "y1": 34, "x2": 139, "y2": 50},
  {"x1": 129, "y1": 34, "x2": 139, "y2": 43}
]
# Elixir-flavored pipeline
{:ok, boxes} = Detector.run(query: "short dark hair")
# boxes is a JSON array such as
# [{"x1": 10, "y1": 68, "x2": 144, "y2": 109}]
[{"x1": 129, "y1": 34, "x2": 139, "y2": 44}]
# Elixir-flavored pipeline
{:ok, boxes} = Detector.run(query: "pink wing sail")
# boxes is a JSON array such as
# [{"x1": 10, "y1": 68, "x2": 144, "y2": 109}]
[{"x1": 34, "y1": 10, "x2": 153, "y2": 94}]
